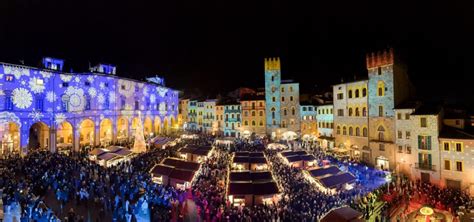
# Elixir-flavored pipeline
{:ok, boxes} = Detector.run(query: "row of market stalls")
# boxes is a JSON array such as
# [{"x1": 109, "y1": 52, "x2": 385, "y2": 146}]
[
  {"x1": 304, "y1": 165, "x2": 357, "y2": 194},
  {"x1": 150, "y1": 157, "x2": 201, "y2": 190},
  {"x1": 149, "y1": 144, "x2": 214, "y2": 190},
  {"x1": 88, "y1": 146, "x2": 135, "y2": 167},
  {"x1": 227, "y1": 151, "x2": 280, "y2": 206},
  {"x1": 279, "y1": 150, "x2": 317, "y2": 169}
]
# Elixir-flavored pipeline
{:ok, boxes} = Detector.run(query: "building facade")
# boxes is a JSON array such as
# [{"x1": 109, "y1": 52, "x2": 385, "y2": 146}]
[
  {"x1": 215, "y1": 104, "x2": 225, "y2": 136},
  {"x1": 300, "y1": 104, "x2": 317, "y2": 139},
  {"x1": 394, "y1": 102, "x2": 419, "y2": 177},
  {"x1": 333, "y1": 80, "x2": 370, "y2": 162},
  {"x1": 280, "y1": 81, "x2": 301, "y2": 134},
  {"x1": 223, "y1": 103, "x2": 241, "y2": 137},
  {"x1": 241, "y1": 95, "x2": 266, "y2": 137},
  {"x1": 203, "y1": 100, "x2": 217, "y2": 134},
  {"x1": 187, "y1": 100, "x2": 198, "y2": 131},
  {"x1": 316, "y1": 104, "x2": 335, "y2": 149},
  {"x1": 0, "y1": 58, "x2": 178, "y2": 156},
  {"x1": 178, "y1": 99, "x2": 189, "y2": 130}
]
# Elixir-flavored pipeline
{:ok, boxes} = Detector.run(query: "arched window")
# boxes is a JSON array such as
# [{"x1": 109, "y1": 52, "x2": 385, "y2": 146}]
[
  {"x1": 281, "y1": 97, "x2": 285, "y2": 102},
  {"x1": 378, "y1": 126, "x2": 385, "y2": 141},
  {"x1": 349, "y1": 127, "x2": 353, "y2": 136},
  {"x1": 281, "y1": 87, "x2": 285, "y2": 92},
  {"x1": 348, "y1": 108, "x2": 353, "y2": 116},
  {"x1": 355, "y1": 89, "x2": 359, "y2": 98},
  {"x1": 244, "y1": 121, "x2": 248, "y2": 126},
  {"x1": 259, "y1": 111, "x2": 264, "y2": 116},
  {"x1": 290, "y1": 96, "x2": 294, "y2": 101},
  {"x1": 244, "y1": 111, "x2": 249, "y2": 117},
  {"x1": 272, "y1": 97, "x2": 276, "y2": 102},
  {"x1": 289, "y1": 86, "x2": 293, "y2": 92},
  {"x1": 377, "y1": 81, "x2": 385, "y2": 96},
  {"x1": 348, "y1": 90, "x2": 353, "y2": 98},
  {"x1": 259, "y1": 121, "x2": 263, "y2": 126},
  {"x1": 363, "y1": 127, "x2": 368, "y2": 137},
  {"x1": 282, "y1": 121, "x2": 286, "y2": 128},
  {"x1": 362, "y1": 107, "x2": 367, "y2": 116},
  {"x1": 284, "y1": 109, "x2": 287, "y2": 116},
  {"x1": 291, "y1": 107, "x2": 296, "y2": 115},
  {"x1": 355, "y1": 107, "x2": 360, "y2": 116},
  {"x1": 362, "y1": 88, "x2": 367, "y2": 97},
  {"x1": 252, "y1": 121, "x2": 256, "y2": 126},
  {"x1": 343, "y1": 126, "x2": 347, "y2": 135},
  {"x1": 271, "y1": 75, "x2": 274, "y2": 81},
  {"x1": 252, "y1": 111, "x2": 256, "y2": 116},
  {"x1": 337, "y1": 126, "x2": 341, "y2": 134},
  {"x1": 356, "y1": 127, "x2": 360, "y2": 136}
]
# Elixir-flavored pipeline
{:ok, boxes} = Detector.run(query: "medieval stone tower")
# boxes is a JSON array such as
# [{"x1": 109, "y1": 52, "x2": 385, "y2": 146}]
[{"x1": 264, "y1": 58, "x2": 282, "y2": 133}]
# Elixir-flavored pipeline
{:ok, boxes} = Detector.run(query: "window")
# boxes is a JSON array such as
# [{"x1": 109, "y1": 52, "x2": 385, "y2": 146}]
[
  {"x1": 362, "y1": 107, "x2": 367, "y2": 116},
  {"x1": 289, "y1": 86, "x2": 293, "y2": 92},
  {"x1": 291, "y1": 107, "x2": 296, "y2": 115},
  {"x1": 303, "y1": 107, "x2": 307, "y2": 112},
  {"x1": 281, "y1": 87, "x2": 285, "y2": 92},
  {"x1": 443, "y1": 142, "x2": 450, "y2": 151},
  {"x1": 5, "y1": 93, "x2": 13, "y2": 110},
  {"x1": 62, "y1": 82, "x2": 69, "y2": 87},
  {"x1": 406, "y1": 131, "x2": 410, "y2": 139},
  {"x1": 362, "y1": 88, "x2": 367, "y2": 97},
  {"x1": 259, "y1": 102, "x2": 263, "y2": 107},
  {"x1": 406, "y1": 146, "x2": 411, "y2": 154},
  {"x1": 5, "y1": 74, "x2": 14, "y2": 82},
  {"x1": 398, "y1": 131, "x2": 402, "y2": 139},
  {"x1": 252, "y1": 111, "x2": 256, "y2": 116},
  {"x1": 398, "y1": 146, "x2": 403, "y2": 153},
  {"x1": 281, "y1": 97, "x2": 285, "y2": 102},
  {"x1": 336, "y1": 126, "x2": 341, "y2": 134},
  {"x1": 378, "y1": 67, "x2": 382, "y2": 75},
  {"x1": 420, "y1": 118, "x2": 427, "y2": 127},
  {"x1": 85, "y1": 96, "x2": 91, "y2": 110},
  {"x1": 272, "y1": 97, "x2": 276, "y2": 102},
  {"x1": 378, "y1": 106, "x2": 384, "y2": 117},
  {"x1": 290, "y1": 96, "x2": 294, "y2": 101},
  {"x1": 355, "y1": 89, "x2": 359, "y2": 98},
  {"x1": 418, "y1": 135, "x2": 431, "y2": 150},
  {"x1": 355, "y1": 108, "x2": 360, "y2": 117},
  {"x1": 349, "y1": 127, "x2": 353, "y2": 136},
  {"x1": 348, "y1": 90, "x2": 353, "y2": 98},
  {"x1": 337, "y1": 93, "x2": 344, "y2": 100},
  {"x1": 343, "y1": 126, "x2": 347, "y2": 135},
  {"x1": 444, "y1": 160, "x2": 451, "y2": 170},
  {"x1": 282, "y1": 121, "x2": 286, "y2": 128},
  {"x1": 405, "y1": 113, "x2": 410, "y2": 119},
  {"x1": 283, "y1": 109, "x2": 287, "y2": 116},
  {"x1": 348, "y1": 108, "x2": 353, "y2": 116},
  {"x1": 271, "y1": 76, "x2": 274, "y2": 81},
  {"x1": 259, "y1": 111, "x2": 263, "y2": 116},
  {"x1": 252, "y1": 121, "x2": 256, "y2": 126},
  {"x1": 251, "y1": 102, "x2": 255, "y2": 109},
  {"x1": 397, "y1": 113, "x2": 402, "y2": 120},
  {"x1": 455, "y1": 143, "x2": 463, "y2": 152},
  {"x1": 244, "y1": 121, "x2": 248, "y2": 126},
  {"x1": 35, "y1": 96, "x2": 44, "y2": 111},
  {"x1": 337, "y1": 109, "x2": 344, "y2": 116},
  {"x1": 377, "y1": 81, "x2": 385, "y2": 96},
  {"x1": 456, "y1": 161, "x2": 463, "y2": 171},
  {"x1": 379, "y1": 144, "x2": 385, "y2": 151},
  {"x1": 259, "y1": 121, "x2": 263, "y2": 126},
  {"x1": 244, "y1": 111, "x2": 248, "y2": 117},
  {"x1": 272, "y1": 111, "x2": 275, "y2": 119},
  {"x1": 355, "y1": 127, "x2": 360, "y2": 136},
  {"x1": 363, "y1": 127, "x2": 368, "y2": 137}
]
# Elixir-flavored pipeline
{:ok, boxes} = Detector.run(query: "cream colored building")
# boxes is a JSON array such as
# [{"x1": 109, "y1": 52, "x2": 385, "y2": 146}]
[{"x1": 240, "y1": 95, "x2": 266, "y2": 137}]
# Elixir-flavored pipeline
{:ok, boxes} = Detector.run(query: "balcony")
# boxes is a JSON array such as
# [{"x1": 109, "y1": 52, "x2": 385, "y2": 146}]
[{"x1": 415, "y1": 163, "x2": 436, "y2": 171}]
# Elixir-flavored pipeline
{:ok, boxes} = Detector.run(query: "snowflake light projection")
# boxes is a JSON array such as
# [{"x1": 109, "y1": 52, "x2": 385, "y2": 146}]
[
  {"x1": 143, "y1": 86, "x2": 149, "y2": 96},
  {"x1": 159, "y1": 102, "x2": 167, "y2": 116},
  {"x1": 97, "y1": 92, "x2": 105, "y2": 104},
  {"x1": 74, "y1": 77, "x2": 81, "y2": 83},
  {"x1": 28, "y1": 109, "x2": 44, "y2": 122},
  {"x1": 88, "y1": 87, "x2": 97, "y2": 98},
  {"x1": 150, "y1": 94, "x2": 156, "y2": 103},
  {"x1": 60, "y1": 74, "x2": 73, "y2": 82},
  {"x1": 12, "y1": 88, "x2": 33, "y2": 109},
  {"x1": 118, "y1": 79, "x2": 135, "y2": 97},
  {"x1": 46, "y1": 91, "x2": 57, "y2": 103},
  {"x1": 39, "y1": 71, "x2": 53, "y2": 79},
  {"x1": 29, "y1": 77, "x2": 46, "y2": 94},
  {"x1": 109, "y1": 92, "x2": 116, "y2": 103},
  {"x1": 65, "y1": 86, "x2": 85, "y2": 112},
  {"x1": 4, "y1": 65, "x2": 30, "y2": 79},
  {"x1": 87, "y1": 76, "x2": 95, "y2": 83},
  {"x1": 54, "y1": 113, "x2": 66, "y2": 125},
  {"x1": 99, "y1": 82, "x2": 106, "y2": 90},
  {"x1": 157, "y1": 86, "x2": 168, "y2": 97}
]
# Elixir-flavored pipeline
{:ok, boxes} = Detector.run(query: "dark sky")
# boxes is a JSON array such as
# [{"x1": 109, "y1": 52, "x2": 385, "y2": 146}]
[{"x1": 1, "y1": 0, "x2": 473, "y2": 103}]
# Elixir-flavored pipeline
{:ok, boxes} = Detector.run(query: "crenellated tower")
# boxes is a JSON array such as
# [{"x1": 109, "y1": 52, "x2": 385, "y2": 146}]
[{"x1": 264, "y1": 57, "x2": 282, "y2": 133}]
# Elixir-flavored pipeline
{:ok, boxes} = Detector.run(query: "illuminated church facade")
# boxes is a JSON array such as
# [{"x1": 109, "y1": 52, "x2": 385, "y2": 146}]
[{"x1": 0, "y1": 57, "x2": 178, "y2": 156}]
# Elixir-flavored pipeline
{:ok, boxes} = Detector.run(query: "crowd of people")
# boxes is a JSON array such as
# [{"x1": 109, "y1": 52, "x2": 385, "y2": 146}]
[{"x1": 1, "y1": 133, "x2": 473, "y2": 222}]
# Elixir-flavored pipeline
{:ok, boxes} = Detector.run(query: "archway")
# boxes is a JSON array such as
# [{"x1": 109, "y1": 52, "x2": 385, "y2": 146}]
[
  {"x1": 131, "y1": 117, "x2": 141, "y2": 137},
  {"x1": 56, "y1": 121, "x2": 73, "y2": 152},
  {"x1": 117, "y1": 117, "x2": 129, "y2": 142},
  {"x1": 144, "y1": 117, "x2": 153, "y2": 138},
  {"x1": 100, "y1": 118, "x2": 113, "y2": 146},
  {"x1": 154, "y1": 117, "x2": 161, "y2": 135},
  {"x1": 29, "y1": 122, "x2": 50, "y2": 151},
  {"x1": 1, "y1": 122, "x2": 20, "y2": 156},
  {"x1": 79, "y1": 119, "x2": 95, "y2": 147},
  {"x1": 163, "y1": 117, "x2": 169, "y2": 134}
]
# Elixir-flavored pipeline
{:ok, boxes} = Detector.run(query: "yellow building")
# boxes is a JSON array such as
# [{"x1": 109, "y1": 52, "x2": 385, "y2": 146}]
[
  {"x1": 216, "y1": 104, "x2": 225, "y2": 136},
  {"x1": 178, "y1": 99, "x2": 189, "y2": 129},
  {"x1": 240, "y1": 95, "x2": 266, "y2": 138}
]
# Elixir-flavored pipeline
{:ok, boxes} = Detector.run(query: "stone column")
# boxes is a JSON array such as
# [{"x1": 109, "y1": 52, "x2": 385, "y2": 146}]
[
  {"x1": 112, "y1": 119, "x2": 118, "y2": 144},
  {"x1": 49, "y1": 126, "x2": 57, "y2": 153},
  {"x1": 73, "y1": 128, "x2": 80, "y2": 152},
  {"x1": 20, "y1": 124, "x2": 29, "y2": 156},
  {"x1": 94, "y1": 124, "x2": 100, "y2": 147}
]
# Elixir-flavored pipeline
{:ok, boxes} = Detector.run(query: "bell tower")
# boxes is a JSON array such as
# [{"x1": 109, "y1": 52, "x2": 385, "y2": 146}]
[{"x1": 264, "y1": 57, "x2": 281, "y2": 133}]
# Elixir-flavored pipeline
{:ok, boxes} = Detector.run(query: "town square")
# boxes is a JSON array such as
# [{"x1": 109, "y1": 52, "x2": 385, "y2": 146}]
[{"x1": 1, "y1": 0, "x2": 474, "y2": 222}]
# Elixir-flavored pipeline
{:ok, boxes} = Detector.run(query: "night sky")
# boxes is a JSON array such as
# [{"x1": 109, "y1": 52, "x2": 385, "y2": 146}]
[{"x1": 1, "y1": 0, "x2": 473, "y2": 104}]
